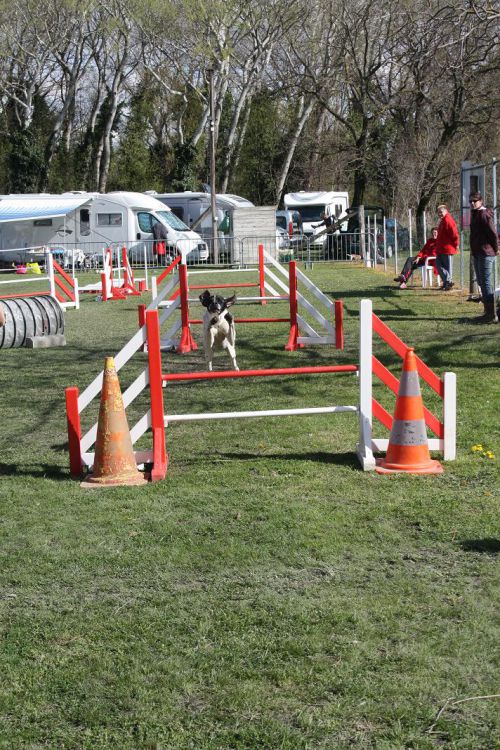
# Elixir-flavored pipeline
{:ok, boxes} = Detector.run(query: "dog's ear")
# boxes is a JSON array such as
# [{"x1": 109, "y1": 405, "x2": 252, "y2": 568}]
[
  {"x1": 225, "y1": 294, "x2": 236, "y2": 307},
  {"x1": 199, "y1": 290, "x2": 211, "y2": 307}
]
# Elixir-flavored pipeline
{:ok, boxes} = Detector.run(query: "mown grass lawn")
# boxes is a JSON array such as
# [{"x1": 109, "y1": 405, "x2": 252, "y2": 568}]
[{"x1": 0, "y1": 262, "x2": 498, "y2": 749}]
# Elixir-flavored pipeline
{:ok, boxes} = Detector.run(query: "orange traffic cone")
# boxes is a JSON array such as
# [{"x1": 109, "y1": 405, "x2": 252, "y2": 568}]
[
  {"x1": 376, "y1": 348, "x2": 443, "y2": 475},
  {"x1": 81, "y1": 357, "x2": 147, "y2": 487}
]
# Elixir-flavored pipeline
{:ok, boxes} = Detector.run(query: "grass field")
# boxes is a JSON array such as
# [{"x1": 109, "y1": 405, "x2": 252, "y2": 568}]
[{"x1": 0, "y1": 262, "x2": 498, "y2": 749}]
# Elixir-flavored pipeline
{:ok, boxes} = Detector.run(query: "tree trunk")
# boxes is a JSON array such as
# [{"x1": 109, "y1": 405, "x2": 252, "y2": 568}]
[{"x1": 275, "y1": 96, "x2": 316, "y2": 205}]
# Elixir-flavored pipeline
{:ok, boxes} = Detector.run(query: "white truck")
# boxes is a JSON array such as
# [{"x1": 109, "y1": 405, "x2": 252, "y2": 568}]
[
  {"x1": 0, "y1": 191, "x2": 208, "y2": 264},
  {"x1": 284, "y1": 191, "x2": 349, "y2": 246}
]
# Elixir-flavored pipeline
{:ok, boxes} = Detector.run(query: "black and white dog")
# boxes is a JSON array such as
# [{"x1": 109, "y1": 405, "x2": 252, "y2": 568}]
[{"x1": 199, "y1": 290, "x2": 238, "y2": 371}]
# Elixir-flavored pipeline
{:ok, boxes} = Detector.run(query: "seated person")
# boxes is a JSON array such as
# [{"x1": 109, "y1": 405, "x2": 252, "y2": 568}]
[{"x1": 394, "y1": 227, "x2": 438, "y2": 288}]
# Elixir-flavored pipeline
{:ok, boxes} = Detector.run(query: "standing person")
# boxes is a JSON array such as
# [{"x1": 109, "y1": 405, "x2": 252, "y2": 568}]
[
  {"x1": 312, "y1": 212, "x2": 336, "y2": 259},
  {"x1": 469, "y1": 191, "x2": 499, "y2": 323},
  {"x1": 435, "y1": 204, "x2": 459, "y2": 290},
  {"x1": 152, "y1": 220, "x2": 169, "y2": 265},
  {"x1": 395, "y1": 227, "x2": 438, "y2": 288}
]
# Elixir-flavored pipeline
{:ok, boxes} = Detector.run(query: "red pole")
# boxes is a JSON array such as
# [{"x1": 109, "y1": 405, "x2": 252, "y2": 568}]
[
  {"x1": 162, "y1": 364, "x2": 358, "y2": 382},
  {"x1": 65, "y1": 386, "x2": 82, "y2": 477},
  {"x1": 146, "y1": 310, "x2": 168, "y2": 481},
  {"x1": 101, "y1": 272, "x2": 108, "y2": 301},
  {"x1": 259, "y1": 244, "x2": 266, "y2": 305},
  {"x1": 176, "y1": 264, "x2": 198, "y2": 353},
  {"x1": 285, "y1": 260, "x2": 301, "y2": 350},
  {"x1": 335, "y1": 299, "x2": 344, "y2": 350}
]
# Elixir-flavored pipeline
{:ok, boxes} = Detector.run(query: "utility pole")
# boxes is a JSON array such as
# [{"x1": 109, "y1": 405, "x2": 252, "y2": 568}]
[{"x1": 207, "y1": 67, "x2": 218, "y2": 264}]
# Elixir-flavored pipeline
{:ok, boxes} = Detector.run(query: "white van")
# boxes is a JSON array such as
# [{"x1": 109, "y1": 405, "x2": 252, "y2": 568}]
[
  {"x1": 0, "y1": 191, "x2": 208, "y2": 264},
  {"x1": 284, "y1": 191, "x2": 349, "y2": 245},
  {"x1": 148, "y1": 191, "x2": 278, "y2": 263},
  {"x1": 148, "y1": 191, "x2": 254, "y2": 240}
]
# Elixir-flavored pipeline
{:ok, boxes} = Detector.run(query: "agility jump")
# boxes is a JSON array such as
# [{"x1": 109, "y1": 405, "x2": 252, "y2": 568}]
[
  {"x1": 0, "y1": 251, "x2": 79, "y2": 310},
  {"x1": 65, "y1": 298, "x2": 456, "y2": 480},
  {"x1": 143, "y1": 246, "x2": 344, "y2": 352}
]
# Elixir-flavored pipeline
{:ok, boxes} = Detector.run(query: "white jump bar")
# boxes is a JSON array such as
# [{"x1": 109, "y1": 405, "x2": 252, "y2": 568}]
[{"x1": 165, "y1": 405, "x2": 358, "y2": 423}]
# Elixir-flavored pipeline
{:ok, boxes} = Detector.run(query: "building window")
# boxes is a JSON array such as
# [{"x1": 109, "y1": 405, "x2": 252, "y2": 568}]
[{"x1": 34, "y1": 219, "x2": 53, "y2": 226}]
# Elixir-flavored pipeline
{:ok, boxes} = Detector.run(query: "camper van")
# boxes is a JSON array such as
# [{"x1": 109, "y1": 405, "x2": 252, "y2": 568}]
[
  {"x1": 148, "y1": 191, "x2": 254, "y2": 240},
  {"x1": 149, "y1": 191, "x2": 278, "y2": 263},
  {"x1": 284, "y1": 191, "x2": 349, "y2": 245},
  {"x1": 0, "y1": 191, "x2": 208, "y2": 264}
]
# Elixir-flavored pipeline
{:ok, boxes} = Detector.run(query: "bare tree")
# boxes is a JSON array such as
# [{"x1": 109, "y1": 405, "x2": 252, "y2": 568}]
[{"x1": 386, "y1": 0, "x2": 500, "y2": 240}]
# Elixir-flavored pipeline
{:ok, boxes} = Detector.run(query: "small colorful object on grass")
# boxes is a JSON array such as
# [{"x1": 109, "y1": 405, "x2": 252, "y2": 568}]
[{"x1": 471, "y1": 444, "x2": 495, "y2": 460}]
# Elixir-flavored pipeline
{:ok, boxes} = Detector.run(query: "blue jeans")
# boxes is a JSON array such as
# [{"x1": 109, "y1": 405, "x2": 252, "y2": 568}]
[
  {"x1": 436, "y1": 254, "x2": 453, "y2": 286},
  {"x1": 473, "y1": 255, "x2": 497, "y2": 303}
]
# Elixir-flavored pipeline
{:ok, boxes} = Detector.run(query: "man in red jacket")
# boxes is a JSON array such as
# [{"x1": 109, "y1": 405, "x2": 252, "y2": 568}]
[
  {"x1": 394, "y1": 227, "x2": 438, "y2": 288},
  {"x1": 435, "y1": 204, "x2": 459, "y2": 290}
]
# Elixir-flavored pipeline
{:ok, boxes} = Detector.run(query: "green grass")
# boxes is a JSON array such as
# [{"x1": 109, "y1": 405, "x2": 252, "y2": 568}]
[{"x1": 0, "y1": 263, "x2": 498, "y2": 749}]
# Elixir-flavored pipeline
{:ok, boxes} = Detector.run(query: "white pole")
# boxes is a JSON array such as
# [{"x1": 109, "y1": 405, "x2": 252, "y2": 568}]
[
  {"x1": 423, "y1": 210, "x2": 427, "y2": 241},
  {"x1": 442, "y1": 372, "x2": 457, "y2": 461},
  {"x1": 165, "y1": 405, "x2": 358, "y2": 423},
  {"x1": 47, "y1": 252, "x2": 56, "y2": 298},
  {"x1": 394, "y1": 218, "x2": 398, "y2": 274},
  {"x1": 356, "y1": 298, "x2": 376, "y2": 470},
  {"x1": 73, "y1": 278, "x2": 80, "y2": 310},
  {"x1": 143, "y1": 244, "x2": 149, "y2": 291},
  {"x1": 408, "y1": 208, "x2": 413, "y2": 253}
]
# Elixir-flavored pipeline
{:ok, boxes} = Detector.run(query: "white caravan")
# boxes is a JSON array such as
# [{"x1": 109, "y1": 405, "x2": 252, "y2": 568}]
[
  {"x1": 0, "y1": 191, "x2": 208, "y2": 264},
  {"x1": 284, "y1": 191, "x2": 349, "y2": 245},
  {"x1": 148, "y1": 191, "x2": 254, "y2": 239}
]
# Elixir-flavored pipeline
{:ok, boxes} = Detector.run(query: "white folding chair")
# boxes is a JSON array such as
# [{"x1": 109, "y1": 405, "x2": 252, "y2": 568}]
[{"x1": 421, "y1": 257, "x2": 440, "y2": 288}]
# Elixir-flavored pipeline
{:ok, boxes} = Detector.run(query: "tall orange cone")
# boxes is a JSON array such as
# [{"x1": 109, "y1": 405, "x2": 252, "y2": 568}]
[
  {"x1": 376, "y1": 348, "x2": 443, "y2": 475},
  {"x1": 81, "y1": 357, "x2": 147, "y2": 487}
]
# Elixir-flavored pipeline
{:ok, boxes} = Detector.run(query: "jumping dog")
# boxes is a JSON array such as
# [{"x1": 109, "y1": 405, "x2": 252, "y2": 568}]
[{"x1": 199, "y1": 290, "x2": 238, "y2": 371}]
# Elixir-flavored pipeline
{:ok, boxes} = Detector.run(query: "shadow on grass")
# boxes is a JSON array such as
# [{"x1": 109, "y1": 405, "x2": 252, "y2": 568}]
[
  {"x1": 0, "y1": 462, "x2": 68, "y2": 480},
  {"x1": 459, "y1": 538, "x2": 500, "y2": 555},
  {"x1": 211, "y1": 450, "x2": 360, "y2": 469}
]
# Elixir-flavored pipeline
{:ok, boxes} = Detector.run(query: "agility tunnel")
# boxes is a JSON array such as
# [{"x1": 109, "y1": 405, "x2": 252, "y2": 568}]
[{"x1": 0, "y1": 295, "x2": 65, "y2": 348}]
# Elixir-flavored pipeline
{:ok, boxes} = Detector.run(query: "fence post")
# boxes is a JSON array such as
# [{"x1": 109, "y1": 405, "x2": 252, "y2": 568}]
[
  {"x1": 176, "y1": 263, "x2": 197, "y2": 353},
  {"x1": 356, "y1": 299, "x2": 376, "y2": 470},
  {"x1": 146, "y1": 309, "x2": 167, "y2": 481},
  {"x1": 442, "y1": 372, "x2": 457, "y2": 461},
  {"x1": 65, "y1": 386, "x2": 82, "y2": 477},
  {"x1": 335, "y1": 300, "x2": 344, "y2": 350},
  {"x1": 258, "y1": 244, "x2": 266, "y2": 305},
  {"x1": 46, "y1": 252, "x2": 55, "y2": 298},
  {"x1": 285, "y1": 260, "x2": 299, "y2": 351}
]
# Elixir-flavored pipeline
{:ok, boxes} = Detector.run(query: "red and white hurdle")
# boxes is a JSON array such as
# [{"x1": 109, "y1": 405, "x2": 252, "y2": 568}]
[
  {"x1": 144, "y1": 246, "x2": 344, "y2": 352},
  {"x1": 0, "y1": 251, "x2": 79, "y2": 310},
  {"x1": 79, "y1": 247, "x2": 146, "y2": 301},
  {"x1": 65, "y1": 299, "x2": 456, "y2": 480}
]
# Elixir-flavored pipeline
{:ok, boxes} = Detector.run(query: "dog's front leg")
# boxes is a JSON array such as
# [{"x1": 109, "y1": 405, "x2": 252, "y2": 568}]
[
  {"x1": 227, "y1": 343, "x2": 239, "y2": 371},
  {"x1": 206, "y1": 328, "x2": 216, "y2": 371}
]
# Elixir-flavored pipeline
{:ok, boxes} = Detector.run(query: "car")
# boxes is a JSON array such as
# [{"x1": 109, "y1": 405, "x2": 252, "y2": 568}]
[
  {"x1": 276, "y1": 209, "x2": 303, "y2": 238},
  {"x1": 276, "y1": 226, "x2": 290, "y2": 250}
]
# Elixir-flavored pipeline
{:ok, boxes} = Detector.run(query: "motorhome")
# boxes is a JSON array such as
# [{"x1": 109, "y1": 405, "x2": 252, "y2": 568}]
[
  {"x1": 284, "y1": 191, "x2": 349, "y2": 245},
  {"x1": 149, "y1": 191, "x2": 278, "y2": 263},
  {"x1": 148, "y1": 191, "x2": 254, "y2": 239},
  {"x1": 0, "y1": 191, "x2": 208, "y2": 264}
]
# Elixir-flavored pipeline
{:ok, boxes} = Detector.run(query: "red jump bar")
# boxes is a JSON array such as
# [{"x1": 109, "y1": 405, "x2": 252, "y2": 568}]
[{"x1": 162, "y1": 365, "x2": 358, "y2": 382}]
